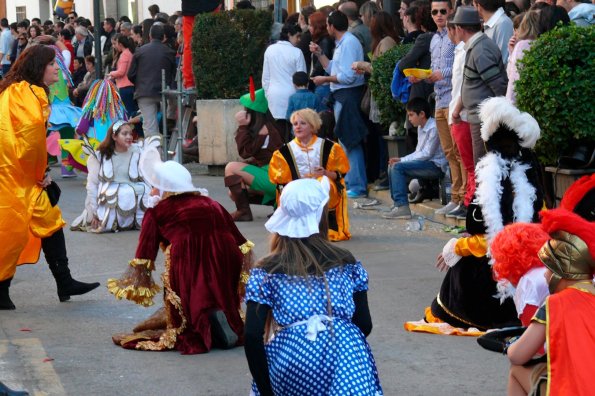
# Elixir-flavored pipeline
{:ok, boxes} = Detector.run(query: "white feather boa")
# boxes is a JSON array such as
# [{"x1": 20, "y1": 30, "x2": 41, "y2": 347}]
[{"x1": 475, "y1": 152, "x2": 537, "y2": 247}]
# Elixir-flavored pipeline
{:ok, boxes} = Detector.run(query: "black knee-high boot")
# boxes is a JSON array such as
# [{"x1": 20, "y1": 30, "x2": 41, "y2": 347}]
[
  {"x1": 0, "y1": 277, "x2": 16, "y2": 310},
  {"x1": 42, "y1": 229, "x2": 100, "y2": 302},
  {"x1": 0, "y1": 381, "x2": 29, "y2": 395}
]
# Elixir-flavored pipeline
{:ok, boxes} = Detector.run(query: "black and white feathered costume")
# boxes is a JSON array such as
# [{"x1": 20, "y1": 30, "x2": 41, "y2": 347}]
[{"x1": 430, "y1": 97, "x2": 544, "y2": 330}]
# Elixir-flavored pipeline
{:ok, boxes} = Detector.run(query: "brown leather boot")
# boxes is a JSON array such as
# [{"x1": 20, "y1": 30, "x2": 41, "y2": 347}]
[{"x1": 224, "y1": 175, "x2": 253, "y2": 222}]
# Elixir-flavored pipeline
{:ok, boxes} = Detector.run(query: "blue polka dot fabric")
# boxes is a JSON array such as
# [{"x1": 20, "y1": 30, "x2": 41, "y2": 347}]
[{"x1": 245, "y1": 262, "x2": 383, "y2": 395}]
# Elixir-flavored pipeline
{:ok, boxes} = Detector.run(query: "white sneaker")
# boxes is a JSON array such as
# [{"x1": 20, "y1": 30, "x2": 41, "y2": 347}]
[{"x1": 435, "y1": 201, "x2": 458, "y2": 216}]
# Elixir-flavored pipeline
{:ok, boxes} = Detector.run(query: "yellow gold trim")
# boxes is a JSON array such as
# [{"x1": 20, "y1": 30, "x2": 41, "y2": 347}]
[
  {"x1": 436, "y1": 294, "x2": 482, "y2": 329},
  {"x1": 569, "y1": 282, "x2": 595, "y2": 295},
  {"x1": 546, "y1": 299, "x2": 551, "y2": 396},
  {"x1": 532, "y1": 316, "x2": 547, "y2": 325},
  {"x1": 136, "y1": 245, "x2": 187, "y2": 351},
  {"x1": 107, "y1": 278, "x2": 161, "y2": 307},
  {"x1": 129, "y1": 258, "x2": 154, "y2": 269},
  {"x1": 239, "y1": 240, "x2": 255, "y2": 255}
]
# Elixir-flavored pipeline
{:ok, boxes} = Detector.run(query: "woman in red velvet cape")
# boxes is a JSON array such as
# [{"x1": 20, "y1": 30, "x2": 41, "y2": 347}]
[{"x1": 108, "y1": 140, "x2": 253, "y2": 354}]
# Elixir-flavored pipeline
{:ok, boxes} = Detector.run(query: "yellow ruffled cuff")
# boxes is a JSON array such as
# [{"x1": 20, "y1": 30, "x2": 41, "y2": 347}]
[
  {"x1": 107, "y1": 279, "x2": 161, "y2": 307},
  {"x1": 129, "y1": 258, "x2": 154, "y2": 269},
  {"x1": 107, "y1": 258, "x2": 161, "y2": 307},
  {"x1": 239, "y1": 240, "x2": 255, "y2": 255}
]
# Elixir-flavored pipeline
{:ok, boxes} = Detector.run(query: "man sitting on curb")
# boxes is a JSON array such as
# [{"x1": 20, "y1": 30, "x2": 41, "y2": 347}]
[{"x1": 383, "y1": 98, "x2": 447, "y2": 220}]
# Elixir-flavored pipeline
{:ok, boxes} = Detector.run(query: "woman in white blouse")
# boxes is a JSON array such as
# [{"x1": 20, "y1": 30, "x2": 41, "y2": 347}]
[{"x1": 262, "y1": 23, "x2": 306, "y2": 142}]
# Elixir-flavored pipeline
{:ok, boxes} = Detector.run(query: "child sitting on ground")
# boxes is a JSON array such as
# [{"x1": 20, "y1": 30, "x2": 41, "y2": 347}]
[
  {"x1": 506, "y1": 208, "x2": 595, "y2": 396},
  {"x1": 285, "y1": 71, "x2": 321, "y2": 120}
]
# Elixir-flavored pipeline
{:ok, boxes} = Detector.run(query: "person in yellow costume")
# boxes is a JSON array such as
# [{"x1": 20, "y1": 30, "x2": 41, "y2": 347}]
[
  {"x1": 0, "y1": 46, "x2": 99, "y2": 310},
  {"x1": 269, "y1": 108, "x2": 351, "y2": 241}
]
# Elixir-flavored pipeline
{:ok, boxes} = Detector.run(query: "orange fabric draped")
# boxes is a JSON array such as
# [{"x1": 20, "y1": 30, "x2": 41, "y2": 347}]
[
  {"x1": 547, "y1": 286, "x2": 595, "y2": 396},
  {"x1": 0, "y1": 82, "x2": 63, "y2": 281}
]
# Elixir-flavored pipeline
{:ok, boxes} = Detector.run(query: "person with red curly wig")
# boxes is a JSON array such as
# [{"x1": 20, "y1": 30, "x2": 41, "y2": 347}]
[{"x1": 491, "y1": 223, "x2": 550, "y2": 326}]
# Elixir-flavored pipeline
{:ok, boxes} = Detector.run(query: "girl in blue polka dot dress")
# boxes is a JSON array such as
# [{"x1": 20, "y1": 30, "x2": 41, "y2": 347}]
[{"x1": 244, "y1": 178, "x2": 383, "y2": 396}]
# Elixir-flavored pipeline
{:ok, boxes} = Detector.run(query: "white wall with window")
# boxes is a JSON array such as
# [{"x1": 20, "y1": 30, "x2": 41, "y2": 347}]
[{"x1": 5, "y1": 0, "x2": 52, "y2": 22}]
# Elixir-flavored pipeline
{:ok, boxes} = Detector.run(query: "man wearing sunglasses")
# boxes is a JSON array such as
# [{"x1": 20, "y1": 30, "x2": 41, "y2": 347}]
[{"x1": 426, "y1": 0, "x2": 468, "y2": 219}]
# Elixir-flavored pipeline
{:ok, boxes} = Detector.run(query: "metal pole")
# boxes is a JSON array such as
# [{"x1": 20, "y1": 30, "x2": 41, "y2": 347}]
[
  {"x1": 274, "y1": 0, "x2": 282, "y2": 23},
  {"x1": 161, "y1": 69, "x2": 168, "y2": 159},
  {"x1": 93, "y1": 0, "x2": 103, "y2": 79},
  {"x1": 174, "y1": 67, "x2": 183, "y2": 164}
]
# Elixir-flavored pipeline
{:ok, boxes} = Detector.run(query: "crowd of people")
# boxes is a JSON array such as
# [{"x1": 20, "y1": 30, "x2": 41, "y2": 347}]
[
  {"x1": 0, "y1": 7, "x2": 181, "y2": 138},
  {"x1": 0, "y1": 0, "x2": 594, "y2": 395}
]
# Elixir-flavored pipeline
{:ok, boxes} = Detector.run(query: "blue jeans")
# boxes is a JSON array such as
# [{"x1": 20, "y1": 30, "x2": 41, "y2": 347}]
[
  {"x1": 314, "y1": 84, "x2": 331, "y2": 111},
  {"x1": 1, "y1": 64, "x2": 10, "y2": 76},
  {"x1": 334, "y1": 100, "x2": 368, "y2": 195},
  {"x1": 119, "y1": 86, "x2": 138, "y2": 118},
  {"x1": 342, "y1": 142, "x2": 367, "y2": 195},
  {"x1": 389, "y1": 160, "x2": 443, "y2": 206}
]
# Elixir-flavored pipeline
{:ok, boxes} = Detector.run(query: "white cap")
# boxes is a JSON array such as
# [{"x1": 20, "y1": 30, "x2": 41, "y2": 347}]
[
  {"x1": 265, "y1": 177, "x2": 330, "y2": 238},
  {"x1": 139, "y1": 141, "x2": 208, "y2": 195}
]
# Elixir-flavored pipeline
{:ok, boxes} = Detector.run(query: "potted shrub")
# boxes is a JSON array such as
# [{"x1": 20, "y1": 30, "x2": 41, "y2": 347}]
[
  {"x1": 515, "y1": 24, "x2": 595, "y2": 204},
  {"x1": 191, "y1": 10, "x2": 273, "y2": 165},
  {"x1": 368, "y1": 44, "x2": 412, "y2": 158}
]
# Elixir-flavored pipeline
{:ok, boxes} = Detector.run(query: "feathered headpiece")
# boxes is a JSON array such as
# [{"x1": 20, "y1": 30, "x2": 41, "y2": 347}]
[
  {"x1": 479, "y1": 97, "x2": 540, "y2": 149},
  {"x1": 560, "y1": 173, "x2": 595, "y2": 221}
]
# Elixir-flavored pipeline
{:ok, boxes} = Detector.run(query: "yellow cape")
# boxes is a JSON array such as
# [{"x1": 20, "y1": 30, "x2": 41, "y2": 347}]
[{"x1": 0, "y1": 81, "x2": 65, "y2": 281}]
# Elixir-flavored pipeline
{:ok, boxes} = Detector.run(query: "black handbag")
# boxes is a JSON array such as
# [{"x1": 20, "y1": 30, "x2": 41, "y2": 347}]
[{"x1": 45, "y1": 181, "x2": 61, "y2": 206}]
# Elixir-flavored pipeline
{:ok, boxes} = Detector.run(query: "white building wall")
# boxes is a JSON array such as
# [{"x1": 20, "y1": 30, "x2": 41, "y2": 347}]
[
  {"x1": 73, "y1": 0, "x2": 179, "y2": 23},
  {"x1": 134, "y1": 0, "x2": 180, "y2": 21},
  {"x1": 6, "y1": 0, "x2": 44, "y2": 22},
  {"x1": 73, "y1": 0, "x2": 92, "y2": 20}
]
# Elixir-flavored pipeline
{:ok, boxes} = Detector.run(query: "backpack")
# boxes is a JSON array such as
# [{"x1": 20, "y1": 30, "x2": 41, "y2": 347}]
[{"x1": 391, "y1": 60, "x2": 411, "y2": 104}]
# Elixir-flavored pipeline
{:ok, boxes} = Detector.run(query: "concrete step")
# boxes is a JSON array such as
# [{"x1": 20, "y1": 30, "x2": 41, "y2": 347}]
[{"x1": 366, "y1": 187, "x2": 466, "y2": 228}]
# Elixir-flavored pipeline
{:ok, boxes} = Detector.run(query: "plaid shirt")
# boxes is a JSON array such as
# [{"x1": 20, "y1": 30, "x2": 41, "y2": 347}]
[{"x1": 430, "y1": 28, "x2": 455, "y2": 109}]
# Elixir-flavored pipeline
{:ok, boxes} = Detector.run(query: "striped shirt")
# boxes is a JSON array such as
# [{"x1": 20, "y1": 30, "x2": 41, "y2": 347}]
[{"x1": 430, "y1": 28, "x2": 455, "y2": 109}]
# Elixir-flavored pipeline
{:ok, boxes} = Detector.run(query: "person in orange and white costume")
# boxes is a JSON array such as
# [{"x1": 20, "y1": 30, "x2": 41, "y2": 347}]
[{"x1": 269, "y1": 109, "x2": 351, "y2": 241}]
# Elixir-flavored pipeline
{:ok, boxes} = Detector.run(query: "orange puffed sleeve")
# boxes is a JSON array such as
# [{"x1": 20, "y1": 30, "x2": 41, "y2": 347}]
[
  {"x1": 454, "y1": 235, "x2": 488, "y2": 257},
  {"x1": 268, "y1": 149, "x2": 293, "y2": 185},
  {"x1": 326, "y1": 143, "x2": 350, "y2": 175}
]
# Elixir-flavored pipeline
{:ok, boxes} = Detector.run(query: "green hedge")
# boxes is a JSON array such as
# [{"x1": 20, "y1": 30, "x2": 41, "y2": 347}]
[
  {"x1": 192, "y1": 10, "x2": 273, "y2": 99},
  {"x1": 368, "y1": 44, "x2": 412, "y2": 130},
  {"x1": 516, "y1": 25, "x2": 595, "y2": 166}
]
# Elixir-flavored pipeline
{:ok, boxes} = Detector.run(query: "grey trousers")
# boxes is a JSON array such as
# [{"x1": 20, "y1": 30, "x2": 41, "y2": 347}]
[
  {"x1": 469, "y1": 122, "x2": 487, "y2": 165},
  {"x1": 137, "y1": 96, "x2": 161, "y2": 137}
]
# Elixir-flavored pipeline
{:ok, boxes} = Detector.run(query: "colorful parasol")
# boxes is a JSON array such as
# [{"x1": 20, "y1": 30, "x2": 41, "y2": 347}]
[{"x1": 76, "y1": 78, "x2": 127, "y2": 142}]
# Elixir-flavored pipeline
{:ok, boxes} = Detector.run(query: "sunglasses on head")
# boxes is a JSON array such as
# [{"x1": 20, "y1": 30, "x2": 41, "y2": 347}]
[{"x1": 431, "y1": 9, "x2": 448, "y2": 15}]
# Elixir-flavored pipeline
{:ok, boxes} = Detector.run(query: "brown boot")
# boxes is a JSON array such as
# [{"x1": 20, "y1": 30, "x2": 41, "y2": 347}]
[{"x1": 224, "y1": 175, "x2": 253, "y2": 222}]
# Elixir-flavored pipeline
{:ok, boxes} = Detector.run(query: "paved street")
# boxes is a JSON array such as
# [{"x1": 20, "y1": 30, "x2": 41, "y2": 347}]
[{"x1": 1, "y1": 168, "x2": 509, "y2": 395}]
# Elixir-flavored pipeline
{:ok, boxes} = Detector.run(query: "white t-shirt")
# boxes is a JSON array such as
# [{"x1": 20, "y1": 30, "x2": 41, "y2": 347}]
[{"x1": 513, "y1": 267, "x2": 549, "y2": 318}]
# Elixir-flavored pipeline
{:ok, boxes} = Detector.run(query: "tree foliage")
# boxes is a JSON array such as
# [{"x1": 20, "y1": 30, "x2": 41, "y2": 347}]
[
  {"x1": 192, "y1": 10, "x2": 273, "y2": 99},
  {"x1": 368, "y1": 44, "x2": 413, "y2": 131},
  {"x1": 515, "y1": 25, "x2": 595, "y2": 166}
]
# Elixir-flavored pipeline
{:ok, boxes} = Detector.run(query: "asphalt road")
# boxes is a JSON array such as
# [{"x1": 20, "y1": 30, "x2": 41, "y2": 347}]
[{"x1": 0, "y1": 169, "x2": 509, "y2": 395}]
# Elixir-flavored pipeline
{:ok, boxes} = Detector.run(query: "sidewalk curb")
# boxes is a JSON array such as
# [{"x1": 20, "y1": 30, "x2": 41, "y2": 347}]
[{"x1": 367, "y1": 188, "x2": 465, "y2": 227}]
